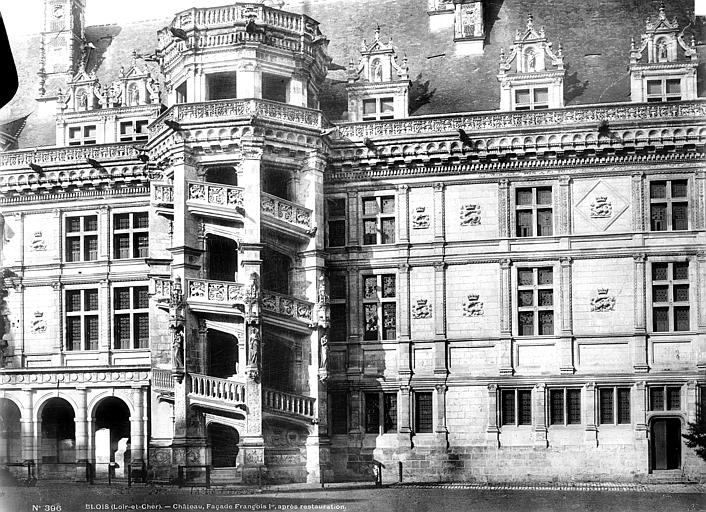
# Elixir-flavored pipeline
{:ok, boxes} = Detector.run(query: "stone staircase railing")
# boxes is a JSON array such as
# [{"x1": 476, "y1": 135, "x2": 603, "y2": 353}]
[
  {"x1": 261, "y1": 290, "x2": 314, "y2": 324},
  {"x1": 189, "y1": 373, "x2": 246, "y2": 405},
  {"x1": 262, "y1": 388, "x2": 316, "y2": 420},
  {"x1": 152, "y1": 369, "x2": 174, "y2": 392},
  {"x1": 261, "y1": 192, "x2": 313, "y2": 232}
]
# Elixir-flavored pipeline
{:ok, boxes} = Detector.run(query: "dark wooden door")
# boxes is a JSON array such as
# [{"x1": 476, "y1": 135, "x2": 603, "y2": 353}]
[{"x1": 652, "y1": 418, "x2": 681, "y2": 470}]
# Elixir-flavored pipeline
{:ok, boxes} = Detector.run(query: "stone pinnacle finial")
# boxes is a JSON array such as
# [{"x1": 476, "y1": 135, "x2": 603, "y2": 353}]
[
  {"x1": 375, "y1": 24, "x2": 381, "y2": 41},
  {"x1": 659, "y1": 1, "x2": 666, "y2": 20},
  {"x1": 527, "y1": 14, "x2": 534, "y2": 31}
]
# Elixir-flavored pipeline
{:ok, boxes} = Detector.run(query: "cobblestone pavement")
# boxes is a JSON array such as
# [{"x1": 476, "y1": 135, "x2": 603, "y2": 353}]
[{"x1": 1, "y1": 482, "x2": 705, "y2": 512}]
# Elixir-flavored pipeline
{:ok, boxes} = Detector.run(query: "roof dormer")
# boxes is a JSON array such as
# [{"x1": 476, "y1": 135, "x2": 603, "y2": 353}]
[
  {"x1": 628, "y1": 2, "x2": 698, "y2": 103},
  {"x1": 346, "y1": 26, "x2": 410, "y2": 121},
  {"x1": 497, "y1": 14, "x2": 565, "y2": 111}
]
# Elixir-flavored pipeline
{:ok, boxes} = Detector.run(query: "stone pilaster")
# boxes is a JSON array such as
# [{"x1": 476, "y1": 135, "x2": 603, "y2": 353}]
[
  {"x1": 533, "y1": 383, "x2": 548, "y2": 448},
  {"x1": 433, "y1": 183, "x2": 445, "y2": 242},
  {"x1": 130, "y1": 386, "x2": 146, "y2": 465},
  {"x1": 20, "y1": 388, "x2": 34, "y2": 463},
  {"x1": 697, "y1": 253, "x2": 706, "y2": 370},
  {"x1": 433, "y1": 262, "x2": 447, "y2": 377},
  {"x1": 559, "y1": 257, "x2": 574, "y2": 374},
  {"x1": 499, "y1": 259, "x2": 513, "y2": 375},
  {"x1": 558, "y1": 177, "x2": 571, "y2": 235},
  {"x1": 347, "y1": 191, "x2": 359, "y2": 247},
  {"x1": 583, "y1": 382, "x2": 598, "y2": 447},
  {"x1": 397, "y1": 185, "x2": 409, "y2": 244},
  {"x1": 498, "y1": 180, "x2": 510, "y2": 238},
  {"x1": 631, "y1": 173, "x2": 645, "y2": 232},
  {"x1": 397, "y1": 263, "x2": 412, "y2": 379},
  {"x1": 632, "y1": 253, "x2": 649, "y2": 372},
  {"x1": 397, "y1": 385, "x2": 412, "y2": 448},
  {"x1": 486, "y1": 384, "x2": 499, "y2": 447},
  {"x1": 98, "y1": 205, "x2": 109, "y2": 259},
  {"x1": 99, "y1": 279, "x2": 110, "y2": 363},
  {"x1": 633, "y1": 381, "x2": 647, "y2": 440}
]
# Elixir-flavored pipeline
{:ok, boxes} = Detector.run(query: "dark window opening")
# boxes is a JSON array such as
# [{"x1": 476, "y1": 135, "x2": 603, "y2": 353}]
[
  {"x1": 260, "y1": 247, "x2": 291, "y2": 294},
  {"x1": 207, "y1": 236, "x2": 239, "y2": 282},
  {"x1": 206, "y1": 72, "x2": 237, "y2": 101},
  {"x1": 415, "y1": 392, "x2": 433, "y2": 433},
  {"x1": 262, "y1": 74, "x2": 289, "y2": 103}
]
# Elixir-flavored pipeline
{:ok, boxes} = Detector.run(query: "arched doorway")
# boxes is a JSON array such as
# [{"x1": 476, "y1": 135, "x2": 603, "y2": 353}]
[
  {"x1": 94, "y1": 398, "x2": 130, "y2": 479},
  {"x1": 207, "y1": 423, "x2": 239, "y2": 468},
  {"x1": 0, "y1": 399, "x2": 21, "y2": 463},
  {"x1": 40, "y1": 398, "x2": 75, "y2": 477},
  {"x1": 651, "y1": 417, "x2": 682, "y2": 471},
  {"x1": 207, "y1": 330, "x2": 239, "y2": 378}
]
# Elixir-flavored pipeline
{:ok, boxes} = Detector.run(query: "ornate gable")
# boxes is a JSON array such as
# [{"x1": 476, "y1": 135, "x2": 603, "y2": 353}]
[
  {"x1": 346, "y1": 26, "x2": 410, "y2": 122},
  {"x1": 497, "y1": 14, "x2": 565, "y2": 111},
  {"x1": 628, "y1": 2, "x2": 698, "y2": 103}
]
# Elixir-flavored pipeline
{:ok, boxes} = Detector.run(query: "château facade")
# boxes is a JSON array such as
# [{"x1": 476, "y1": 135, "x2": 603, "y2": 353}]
[{"x1": 0, "y1": 0, "x2": 704, "y2": 485}]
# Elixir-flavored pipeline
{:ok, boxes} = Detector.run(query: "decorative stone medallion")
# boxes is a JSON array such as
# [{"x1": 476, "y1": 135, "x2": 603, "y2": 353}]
[
  {"x1": 462, "y1": 294, "x2": 484, "y2": 316},
  {"x1": 412, "y1": 299, "x2": 432, "y2": 319},
  {"x1": 30, "y1": 311, "x2": 47, "y2": 333},
  {"x1": 30, "y1": 232, "x2": 47, "y2": 251},
  {"x1": 460, "y1": 204, "x2": 482, "y2": 226},
  {"x1": 590, "y1": 289, "x2": 616, "y2": 312},
  {"x1": 590, "y1": 196, "x2": 613, "y2": 218},
  {"x1": 412, "y1": 207, "x2": 430, "y2": 229}
]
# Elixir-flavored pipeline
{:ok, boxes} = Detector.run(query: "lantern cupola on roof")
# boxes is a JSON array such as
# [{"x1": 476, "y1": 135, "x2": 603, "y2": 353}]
[
  {"x1": 497, "y1": 14, "x2": 565, "y2": 111},
  {"x1": 628, "y1": 1, "x2": 698, "y2": 103},
  {"x1": 346, "y1": 25, "x2": 410, "y2": 121}
]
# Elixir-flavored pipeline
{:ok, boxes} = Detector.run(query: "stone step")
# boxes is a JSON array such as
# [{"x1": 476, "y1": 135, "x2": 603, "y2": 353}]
[{"x1": 210, "y1": 467, "x2": 242, "y2": 486}]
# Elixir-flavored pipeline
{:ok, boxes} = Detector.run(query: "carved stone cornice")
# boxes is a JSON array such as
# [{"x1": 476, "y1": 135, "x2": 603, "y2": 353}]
[{"x1": 0, "y1": 368, "x2": 151, "y2": 387}]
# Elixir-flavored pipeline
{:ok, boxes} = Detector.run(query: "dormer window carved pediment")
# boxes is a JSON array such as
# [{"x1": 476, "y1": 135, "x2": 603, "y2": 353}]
[
  {"x1": 346, "y1": 25, "x2": 411, "y2": 122},
  {"x1": 628, "y1": 2, "x2": 698, "y2": 103},
  {"x1": 59, "y1": 63, "x2": 160, "y2": 113},
  {"x1": 347, "y1": 25, "x2": 409, "y2": 84},
  {"x1": 497, "y1": 14, "x2": 565, "y2": 111}
]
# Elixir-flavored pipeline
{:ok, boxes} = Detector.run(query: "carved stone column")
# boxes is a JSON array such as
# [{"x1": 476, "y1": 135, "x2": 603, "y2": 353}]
[
  {"x1": 20, "y1": 388, "x2": 34, "y2": 463},
  {"x1": 695, "y1": 170, "x2": 706, "y2": 231},
  {"x1": 433, "y1": 262, "x2": 447, "y2": 377},
  {"x1": 51, "y1": 281, "x2": 62, "y2": 366},
  {"x1": 486, "y1": 384, "x2": 499, "y2": 447},
  {"x1": 98, "y1": 205, "x2": 109, "y2": 259},
  {"x1": 130, "y1": 386, "x2": 146, "y2": 466},
  {"x1": 559, "y1": 257, "x2": 574, "y2": 374},
  {"x1": 633, "y1": 254, "x2": 649, "y2": 372},
  {"x1": 498, "y1": 259, "x2": 513, "y2": 375},
  {"x1": 433, "y1": 183, "x2": 445, "y2": 242},
  {"x1": 697, "y1": 253, "x2": 706, "y2": 370},
  {"x1": 99, "y1": 279, "x2": 110, "y2": 363},
  {"x1": 583, "y1": 382, "x2": 598, "y2": 447},
  {"x1": 533, "y1": 383, "x2": 548, "y2": 448},
  {"x1": 347, "y1": 268, "x2": 362, "y2": 374},
  {"x1": 74, "y1": 387, "x2": 89, "y2": 481}
]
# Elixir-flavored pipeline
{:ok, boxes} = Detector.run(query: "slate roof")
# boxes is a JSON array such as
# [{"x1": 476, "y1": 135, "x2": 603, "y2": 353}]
[{"x1": 1, "y1": 0, "x2": 703, "y2": 149}]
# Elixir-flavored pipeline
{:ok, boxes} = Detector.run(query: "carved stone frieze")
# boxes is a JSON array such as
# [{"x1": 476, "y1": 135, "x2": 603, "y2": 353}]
[{"x1": 0, "y1": 369, "x2": 150, "y2": 386}]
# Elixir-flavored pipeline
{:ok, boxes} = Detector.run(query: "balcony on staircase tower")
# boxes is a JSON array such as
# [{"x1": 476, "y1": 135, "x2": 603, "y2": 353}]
[
  {"x1": 262, "y1": 388, "x2": 316, "y2": 424},
  {"x1": 185, "y1": 278, "x2": 246, "y2": 315},
  {"x1": 261, "y1": 193, "x2": 315, "y2": 240},
  {"x1": 186, "y1": 181, "x2": 245, "y2": 222},
  {"x1": 188, "y1": 373, "x2": 247, "y2": 416}
]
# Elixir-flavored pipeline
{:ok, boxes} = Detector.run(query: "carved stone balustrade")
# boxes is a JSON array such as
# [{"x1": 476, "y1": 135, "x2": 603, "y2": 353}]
[
  {"x1": 261, "y1": 192, "x2": 315, "y2": 239},
  {"x1": 158, "y1": 4, "x2": 326, "y2": 73},
  {"x1": 151, "y1": 182, "x2": 174, "y2": 216},
  {"x1": 189, "y1": 373, "x2": 247, "y2": 414},
  {"x1": 261, "y1": 290, "x2": 314, "y2": 328},
  {"x1": 186, "y1": 278, "x2": 245, "y2": 315},
  {"x1": 149, "y1": 99, "x2": 326, "y2": 138},
  {"x1": 186, "y1": 180, "x2": 245, "y2": 222},
  {"x1": 263, "y1": 388, "x2": 316, "y2": 422},
  {"x1": 0, "y1": 143, "x2": 147, "y2": 197},
  {"x1": 152, "y1": 369, "x2": 175, "y2": 393}
]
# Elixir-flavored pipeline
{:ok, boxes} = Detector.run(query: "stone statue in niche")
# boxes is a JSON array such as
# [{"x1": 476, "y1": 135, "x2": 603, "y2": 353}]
[
  {"x1": 525, "y1": 49, "x2": 537, "y2": 72},
  {"x1": 172, "y1": 324, "x2": 184, "y2": 370},
  {"x1": 590, "y1": 196, "x2": 612, "y2": 218},
  {"x1": 657, "y1": 40, "x2": 668, "y2": 62},
  {"x1": 590, "y1": 289, "x2": 616, "y2": 312},
  {"x1": 248, "y1": 326, "x2": 260, "y2": 367},
  {"x1": 127, "y1": 83, "x2": 140, "y2": 106},
  {"x1": 460, "y1": 204, "x2": 482, "y2": 226},
  {"x1": 412, "y1": 207, "x2": 430, "y2": 229},
  {"x1": 319, "y1": 333, "x2": 328, "y2": 370},
  {"x1": 462, "y1": 294, "x2": 484, "y2": 317},
  {"x1": 31, "y1": 311, "x2": 47, "y2": 333},
  {"x1": 412, "y1": 299, "x2": 432, "y2": 319},
  {"x1": 31, "y1": 232, "x2": 47, "y2": 251},
  {"x1": 371, "y1": 59, "x2": 383, "y2": 82}
]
